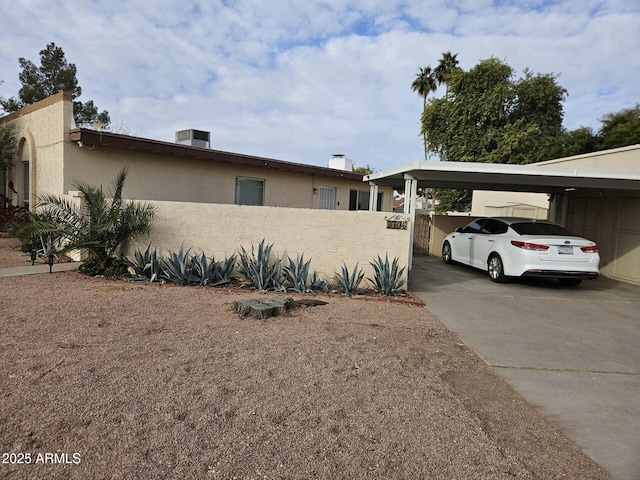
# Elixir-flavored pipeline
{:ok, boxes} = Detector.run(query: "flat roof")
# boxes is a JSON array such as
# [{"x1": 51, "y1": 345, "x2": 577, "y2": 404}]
[
  {"x1": 69, "y1": 128, "x2": 365, "y2": 181},
  {"x1": 365, "y1": 159, "x2": 640, "y2": 193}
]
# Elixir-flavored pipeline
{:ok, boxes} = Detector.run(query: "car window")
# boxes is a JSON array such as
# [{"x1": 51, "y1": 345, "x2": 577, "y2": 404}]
[
  {"x1": 483, "y1": 219, "x2": 509, "y2": 235},
  {"x1": 461, "y1": 219, "x2": 486, "y2": 234},
  {"x1": 510, "y1": 222, "x2": 580, "y2": 236}
]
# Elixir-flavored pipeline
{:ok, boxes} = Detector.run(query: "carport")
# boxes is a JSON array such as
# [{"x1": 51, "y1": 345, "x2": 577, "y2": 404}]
[
  {"x1": 364, "y1": 153, "x2": 640, "y2": 285},
  {"x1": 365, "y1": 154, "x2": 640, "y2": 479}
]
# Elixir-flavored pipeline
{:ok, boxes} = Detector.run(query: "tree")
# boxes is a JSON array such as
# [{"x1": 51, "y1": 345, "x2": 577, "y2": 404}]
[
  {"x1": 15, "y1": 167, "x2": 156, "y2": 275},
  {"x1": 422, "y1": 57, "x2": 567, "y2": 165},
  {"x1": 433, "y1": 51, "x2": 460, "y2": 99},
  {"x1": 551, "y1": 126, "x2": 600, "y2": 158},
  {"x1": 0, "y1": 122, "x2": 17, "y2": 172},
  {"x1": 421, "y1": 57, "x2": 567, "y2": 211},
  {"x1": 598, "y1": 104, "x2": 640, "y2": 150},
  {"x1": 411, "y1": 66, "x2": 437, "y2": 160},
  {"x1": 0, "y1": 43, "x2": 110, "y2": 128},
  {"x1": 353, "y1": 163, "x2": 375, "y2": 174}
]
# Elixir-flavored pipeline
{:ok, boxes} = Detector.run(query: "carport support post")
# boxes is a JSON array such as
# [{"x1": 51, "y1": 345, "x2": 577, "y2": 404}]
[
  {"x1": 404, "y1": 174, "x2": 418, "y2": 274},
  {"x1": 368, "y1": 183, "x2": 379, "y2": 211}
]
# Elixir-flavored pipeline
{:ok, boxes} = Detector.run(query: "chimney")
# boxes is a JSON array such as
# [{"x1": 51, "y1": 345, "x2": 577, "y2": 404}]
[
  {"x1": 328, "y1": 154, "x2": 353, "y2": 171},
  {"x1": 175, "y1": 129, "x2": 210, "y2": 148}
]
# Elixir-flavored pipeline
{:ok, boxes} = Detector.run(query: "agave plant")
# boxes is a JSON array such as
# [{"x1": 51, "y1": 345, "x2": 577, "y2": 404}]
[
  {"x1": 368, "y1": 254, "x2": 406, "y2": 296},
  {"x1": 121, "y1": 243, "x2": 160, "y2": 282},
  {"x1": 310, "y1": 271, "x2": 330, "y2": 292},
  {"x1": 160, "y1": 246, "x2": 200, "y2": 285},
  {"x1": 334, "y1": 262, "x2": 366, "y2": 296},
  {"x1": 238, "y1": 239, "x2": 285, "y2": 291},
  {"x1": 283, "y1": 254, "x2": 313, "y2": 292},
  {"x1": 190, "y1": 251, "x2": 237, "y2": 287}
]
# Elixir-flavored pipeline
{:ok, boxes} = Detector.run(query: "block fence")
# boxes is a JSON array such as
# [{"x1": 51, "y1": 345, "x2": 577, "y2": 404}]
[{"x1": 125, "y1": 200, "x2": 413, "y2": 287}]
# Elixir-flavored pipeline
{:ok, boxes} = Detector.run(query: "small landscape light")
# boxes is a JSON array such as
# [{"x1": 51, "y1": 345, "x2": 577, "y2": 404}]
[
  {"x1": 48, "y1": 252, "x2": 55, "y2": 274},
  {"x1": 30, "y1": 248, "x2": 37, "y2": 265}
]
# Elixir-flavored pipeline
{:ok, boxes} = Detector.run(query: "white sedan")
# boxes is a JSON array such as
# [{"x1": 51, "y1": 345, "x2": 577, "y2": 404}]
[{"x1": 441, "y1": 217, "x2": 600, "y2": 286}]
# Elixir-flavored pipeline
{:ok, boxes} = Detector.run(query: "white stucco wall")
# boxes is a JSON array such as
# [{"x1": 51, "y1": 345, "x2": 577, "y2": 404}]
[{"x1": 128, "y1": 201, "x2": 412, "y2": 287}]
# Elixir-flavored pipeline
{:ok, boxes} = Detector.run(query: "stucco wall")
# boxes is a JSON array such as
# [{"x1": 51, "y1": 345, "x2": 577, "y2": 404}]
[
  {"x1": 537, "y1": 144, "x2": 640, "y2": 170},
  {"x1": 3, "y1": 92, "x2": 393, "y2": 212},
  {"x1": 471, "y1": 190, "x2": 549, "y2": 218},
  {"x1": 128, "y1": 201, "x2": 411, "y2": 286},
  {"x1": 428, "y1": 215, "x2": 478, "y2": 258},
  {"x1": 64, "y1": 145, "x2": 393, "y2": 211},
  {"x1": 1, "y1": 92, "x2": 73, "y2": 206}
]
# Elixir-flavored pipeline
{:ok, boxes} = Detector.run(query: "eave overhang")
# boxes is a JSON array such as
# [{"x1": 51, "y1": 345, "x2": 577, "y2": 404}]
[{"x1": 69, "y1": 128, "x2": 365, "y2": 182}]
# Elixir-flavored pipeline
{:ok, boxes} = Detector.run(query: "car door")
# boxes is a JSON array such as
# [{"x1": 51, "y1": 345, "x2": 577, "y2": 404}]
[
  {"x1": 470, "y1": 219, "x2": 508, "y2": 270},
  {"x1": 457, "y1": 219, "x2": 485, "y2": 266}
]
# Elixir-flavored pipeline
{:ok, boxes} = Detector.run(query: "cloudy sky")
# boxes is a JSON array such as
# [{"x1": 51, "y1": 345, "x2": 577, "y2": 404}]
[{"x1": 1, "y1": 0, "x2": 639, "y2": 171}]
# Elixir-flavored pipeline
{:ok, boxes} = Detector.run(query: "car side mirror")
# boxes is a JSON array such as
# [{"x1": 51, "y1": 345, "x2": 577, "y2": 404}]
[{"x1": 455, "y1": 227, "x2": 463, "y2": 233}]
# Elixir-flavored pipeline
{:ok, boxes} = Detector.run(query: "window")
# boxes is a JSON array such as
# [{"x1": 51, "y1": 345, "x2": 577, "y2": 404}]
[
  {"x1": 349, "y1": 190, "x2": 383, "y2": 211},
  {"x1": 461, "y1": 220, "x2": 485, "y2": 234},
  {"x1": 235, "y1": 177, "x2": 264, "y2": 206},
  {"x1": 318, "y1": 186, "x2": 336, "y2": 210},
  {"x1": 483, "y1": 219, "x2": 509, "y2": 234},
  {"x1": 23, "y1": 161, "x2": 29, "y2": 209}
]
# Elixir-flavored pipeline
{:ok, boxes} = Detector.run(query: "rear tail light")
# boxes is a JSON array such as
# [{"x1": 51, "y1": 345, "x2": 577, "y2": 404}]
[
  {"x1": 511, "y1": 240, "x2": 549, "y2": 251},
  {"x1": 580, "y1": 245, "x2": 598, "y2": 253}
]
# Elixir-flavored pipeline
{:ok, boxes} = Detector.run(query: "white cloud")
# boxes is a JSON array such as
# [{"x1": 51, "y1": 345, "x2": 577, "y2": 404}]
[{"x1": 1, "y1": 0, "x2": 638, "y2": 171}]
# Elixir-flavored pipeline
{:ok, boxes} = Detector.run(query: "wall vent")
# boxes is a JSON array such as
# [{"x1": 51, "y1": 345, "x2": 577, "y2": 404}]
[{"x1": 175, "y1": 129, "x2": 210, "y2": 148}]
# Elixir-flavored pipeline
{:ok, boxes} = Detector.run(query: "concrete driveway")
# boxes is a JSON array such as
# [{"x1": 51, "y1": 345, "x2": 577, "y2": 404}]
[{"x1": 409, "y1": 255, "x2": 640, "y2": 480}]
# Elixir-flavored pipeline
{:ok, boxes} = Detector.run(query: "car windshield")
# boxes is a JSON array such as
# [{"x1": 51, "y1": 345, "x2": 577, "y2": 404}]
[{"x1": 510, "y1": 222, "x2": 580, "y2": 236}]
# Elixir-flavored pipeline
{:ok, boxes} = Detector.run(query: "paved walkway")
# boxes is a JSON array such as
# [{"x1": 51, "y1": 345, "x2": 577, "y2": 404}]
[
  {"x1": 0, "y1": 261, "x2": 82, "y2": 277},
  {"x1": 409, "y1": 255, "x2": 640, "y2": 480}
]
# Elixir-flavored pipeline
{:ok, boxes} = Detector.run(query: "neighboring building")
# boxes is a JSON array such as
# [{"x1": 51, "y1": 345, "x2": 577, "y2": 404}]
[
  {"x1": 471, "y1": 191, "x2": 549, "y2": 219},
  {"x1": 0, "y1": 92, "x2": 393, "y2": 213}
]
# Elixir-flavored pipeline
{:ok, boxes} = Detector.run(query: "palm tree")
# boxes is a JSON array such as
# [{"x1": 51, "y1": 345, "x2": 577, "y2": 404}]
[
  {"x1": 411, "y1": 66, "x2": 437, "y2": 160},
  {"x1": 434, "y1": 51, "x2": 459, "y2": 99},
  {"x1": 18, "y1": 167, "x2": 156, "y2": 274}
]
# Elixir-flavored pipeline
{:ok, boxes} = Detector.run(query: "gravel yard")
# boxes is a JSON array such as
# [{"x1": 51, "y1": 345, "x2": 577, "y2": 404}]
[{"x1": 0, "y1": 245, "x2": 612, "y2": 479}]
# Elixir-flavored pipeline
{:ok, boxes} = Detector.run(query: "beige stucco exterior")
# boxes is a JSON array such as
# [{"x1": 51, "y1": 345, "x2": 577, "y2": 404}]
[
  {"x1": 2, "y1": 93, "x2": 408, "y2": 284},
  {"x1": 538, "y1": 144, "x2": 640, "y2": 170},
  {"x1": 129, "y1": 201, "x2": 411, "y2": 286},
  {"x1": 471, "y1": 190, "x2": 549, "y2": 219},
  {"x1": 1, "y1": 92, "x2": 393, "y2": 212}
]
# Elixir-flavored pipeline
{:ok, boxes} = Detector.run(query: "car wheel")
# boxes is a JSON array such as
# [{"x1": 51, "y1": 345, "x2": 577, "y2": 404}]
[
  {"x1": 488, "y1": 254, "x2": 508, "y2": 283},
  {"x1": 558, "y1": 278, "x2": 582, "y2": 287},
  {"x1": 442, "y1": 241, "x2": 453, "y2": 264}
]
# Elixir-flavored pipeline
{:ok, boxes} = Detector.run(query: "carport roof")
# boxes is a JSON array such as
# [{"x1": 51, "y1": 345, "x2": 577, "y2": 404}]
[{"x1": 364, "y1": 160, "x2": 640, "y2": 193}]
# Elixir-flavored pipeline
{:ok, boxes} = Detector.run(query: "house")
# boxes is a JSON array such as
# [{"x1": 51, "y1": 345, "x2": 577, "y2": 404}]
[
  {"x1": 1, "y1": 93, "x2": 408, "y2": 284},
  {"x1": 0, "y1": 92, "x2": 393, "y2": 212}
]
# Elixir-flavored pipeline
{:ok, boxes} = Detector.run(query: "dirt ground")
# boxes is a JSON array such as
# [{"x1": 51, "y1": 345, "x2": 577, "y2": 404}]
[{"x1": 0, "y1": 245, "x2": 612, "y2": 479}]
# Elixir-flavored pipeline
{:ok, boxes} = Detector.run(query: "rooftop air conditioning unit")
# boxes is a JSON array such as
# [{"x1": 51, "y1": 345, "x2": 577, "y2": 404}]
[{"x1": 175, "y1": 129, "x2": 210, "y2": 148}]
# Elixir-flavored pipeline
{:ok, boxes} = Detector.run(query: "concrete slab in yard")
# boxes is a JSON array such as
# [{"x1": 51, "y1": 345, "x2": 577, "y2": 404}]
[{"x1": 409, "y1": 255, "x2": 640, "y2": 480}]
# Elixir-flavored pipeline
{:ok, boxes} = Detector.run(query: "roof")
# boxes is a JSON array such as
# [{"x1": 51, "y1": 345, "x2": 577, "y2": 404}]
[
  {"x1": 364, "y1": 158, "x2": 640, "y2": 193},
  {"x1": 69, "y1": 128, "x2": 365, "y2": 181}
]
